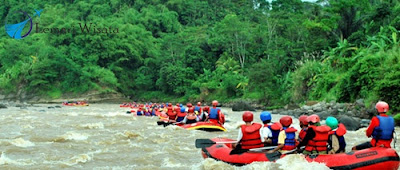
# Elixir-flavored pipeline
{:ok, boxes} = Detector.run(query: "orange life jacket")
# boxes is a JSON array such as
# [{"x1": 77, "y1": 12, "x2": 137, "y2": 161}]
[
  {"x1": 240, "y1": 123, "x2": 263, "y2": 149},
  {"x1": 305, "y1": 125, "x2": 331, "y2": 152}
]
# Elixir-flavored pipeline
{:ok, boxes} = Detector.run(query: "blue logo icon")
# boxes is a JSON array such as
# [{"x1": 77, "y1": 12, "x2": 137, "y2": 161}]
[{"x1": 5, "y1": 9, "x2": 42, "y2": 39}]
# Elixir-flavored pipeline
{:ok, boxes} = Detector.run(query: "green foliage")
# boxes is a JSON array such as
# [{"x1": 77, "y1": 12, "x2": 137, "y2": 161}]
[
  {"x1": 393, "y1": 114, "x2": 400, "y2": 125},
  {"x1": 0, "y1": 0, "x2": 400, "y2": 111},
  {"x1": 291, "y1": 61, "x2": 323, "y2": 102}
]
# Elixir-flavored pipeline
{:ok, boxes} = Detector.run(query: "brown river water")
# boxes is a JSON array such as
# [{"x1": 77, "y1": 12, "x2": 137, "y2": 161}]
[{"x1": 0, "y1": 104, "x2": 399, "y2": 170}]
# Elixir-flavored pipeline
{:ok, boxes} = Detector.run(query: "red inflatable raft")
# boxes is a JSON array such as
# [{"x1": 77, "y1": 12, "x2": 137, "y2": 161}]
[{"x1": 197, "y1": 138, "x2": 399, "y2": 169}]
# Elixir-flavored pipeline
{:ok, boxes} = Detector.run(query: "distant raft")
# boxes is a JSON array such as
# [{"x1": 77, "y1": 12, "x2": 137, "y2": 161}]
[
  {"x1": 62, "y1": 102, "x2": 89, "y2": 106},
  {"x1": 197, "y1": 138, "x2": 400, "y2": 169},
  {"x1": 157, "y1": 121, "x2": 227, "y2": 132},
  {"x1": 177, "y1": 122, "x2": 226, "y2": 132}
]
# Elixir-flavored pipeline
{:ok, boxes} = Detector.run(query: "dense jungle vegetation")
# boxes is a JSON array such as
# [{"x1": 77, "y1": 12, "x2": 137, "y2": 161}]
[{"x1": 1, "y1": 0, "x2": 400, "y2": 110}]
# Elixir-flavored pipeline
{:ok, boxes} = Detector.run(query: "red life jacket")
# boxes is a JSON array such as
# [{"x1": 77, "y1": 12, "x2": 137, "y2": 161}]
[
  {"x1": 167, "y1": 106, "x2": 177, "y2": 120},
  {"x1": 174, "y1": 107, "x2": 181, "y2": 114},
  {"x1": 305, "y1": 125, "x2": 331, "y2": 152},
  {"x1": 240, "y1": 123, "x2": 263, "y2": 149},
  {"x1": 281, "y1": 127, "x2": 298, "y2": 150},
  {"x1": 177, "y1": 111, "x2": 187, "y2": 118},
  {"x1": 167, "y1": 106, "x2": 173, "y2": 114},
  {"x1": 186, "y1": 114, "x2": 197, "y2": 124},
  {"x1": 187, "y1": 114, "x2": 197, "y2": 120},
  {"x1": 299, "y1": 128, "x2": 307, "y2": 141}
]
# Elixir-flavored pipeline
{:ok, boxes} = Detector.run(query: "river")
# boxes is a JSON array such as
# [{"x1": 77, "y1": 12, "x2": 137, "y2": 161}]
[{"x1": 0, "y1": 104, "x2": 399, "y2": 169}]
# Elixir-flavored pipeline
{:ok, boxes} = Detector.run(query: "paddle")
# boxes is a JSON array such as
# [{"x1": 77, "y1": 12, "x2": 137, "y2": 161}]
[
  {"x1": 157, "y1": 121, "x2": 181, "y2": 127},
  {"x1": 163, "y1": 122, "x2": 181, "y2": 127},
  {"x1": 195, "y1": 139, "x2": 238, "y2": 148},
  {"x1": 157, "y1": 121, "x2": 168, "y2": 125},
  {"x1": 249, "y1": 146, "x2": 276, "y2": 151}
]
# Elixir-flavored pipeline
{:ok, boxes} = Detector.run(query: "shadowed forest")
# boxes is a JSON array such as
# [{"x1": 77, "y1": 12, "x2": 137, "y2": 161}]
[{"x1": 1, "y1": 0, "x2": 400, "y2": 111}]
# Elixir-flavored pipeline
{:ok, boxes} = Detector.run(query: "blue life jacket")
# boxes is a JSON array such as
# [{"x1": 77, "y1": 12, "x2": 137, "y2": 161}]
[
  {"x1": 137, "y1": 111, "x2": 142, "y2": 116},
  {"x1": 336, "y1": 132, "x2": 346, "y2": 152},
  {"x1": 372, "y1": 116, "x2": 395, "y2": 140},
  {"x1": 176, "y1": 117, "x2": 184, "y2": 122},
  {"x1": 194, "y1": 106, "x2": 201, "y2": 112},
  {"x1": 283, "y1": 127, "x2": 296, "y2": 147},
  {"x1": 328, "y1": 131, "x2": 347, "y2": 153},
  {"x1": 268, "y1": 125, "x2": 281, "y2": 146},
  {"x1": 209, "y1": 108, "x2": 220, "y2": 119},
  {"x1": 151, "y1": 109, "x2": 156, "y2": 116}
]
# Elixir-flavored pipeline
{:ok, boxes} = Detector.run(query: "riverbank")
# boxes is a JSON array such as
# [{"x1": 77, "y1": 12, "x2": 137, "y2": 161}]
[{"x1": 0, "y1": 91, "x2": 129, "y2": 106}]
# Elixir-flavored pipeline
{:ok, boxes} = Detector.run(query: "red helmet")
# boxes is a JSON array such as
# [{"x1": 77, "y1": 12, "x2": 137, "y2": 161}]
[
  {"x1": 168, "y1": 103, "x2": 172, "y2": 106},
  {"x1": 176, "y1": 103, "x2": 180, "y2": 107},
  {"x1": 187, "y1": 103, "x2": 193, "y2": 107},
  {"x1": 307, "y1": 114, "x2": 320, "y2": 124},
  {"x1": 197, "y1": 102, "x2": 201, "y2": 106},
  {"x1": 375, "y1": 101, "x2": 389, "y2": 113},
  {"x1": 299, "y1": 115, "x2": 308, "y2": 126},
  {"x1": 242, "y1": 111, "x2": 253, "y2": 122},
  {"x1": 188, "y1": 107, "x2": 195, "y2": 113},
  {"x1": 212, "y1": 100, "x2": 218, "y2": 106},
  {"x1": 203, "y1": 106, "x2": 210, "y2": 112},
  {"x1": 280, "y1": 116, "x2": 293, "y2": 127}
]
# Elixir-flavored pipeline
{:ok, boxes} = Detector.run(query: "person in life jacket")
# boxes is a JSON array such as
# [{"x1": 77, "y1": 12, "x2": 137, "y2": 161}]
[
  {"x1": 260, "y1": 111, "x2": 282, "y2": 146},
  {"x1": 326, "y1": 116, "x2": 347, "y2": 154},
  {"x1": 174, "y1": 105, "x2": 184, "y2": 122},
  {"x1": 166, "y1": 103, "x2": 177, "y2": 121},
  {"x1": 200, "y1": 105, "x2": 210, "y2": 121},
  {"x1": 352, "y1": 101, "x2": 395, "y2": 150},
  {"x1": 207, "y1": 100, "x2": 224, "y2": 124},
  {"x1": 194, "y1": 102, "x2": 202, "y2": 115},
  {"x1": 298, "y1": 114, "x2": 331, "y2": 155},
  {"x1": 176, "y1": 107, "x2": 187, "y2": 122},
  {"x1": 298, "y1": 115, "x2": 309, "y2": 142},
  {"x1": 137, "y1": 107, "x2": 143, "y2": 116},
  {"x1": 233, "y1": 111, "x2": 264, "y2": 150},
  {"x1": 144, "y1": 107, "x2": 151, "y2": 116},
  {"x1": 268, "y1": 116, "x2": 298, "y2": 153},
  {"x1": 186, "y1": 103, "x2": 193, "y2": 112},
  {"x1": 181, "y1": 107, "x2": 199, "y2": 124}
]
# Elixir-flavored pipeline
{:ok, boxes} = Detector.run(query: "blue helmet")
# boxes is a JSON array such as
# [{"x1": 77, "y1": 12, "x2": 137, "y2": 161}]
[
  {"x1": 180, "y1": 104, "x2": 183, "y2": 107},
  {"x1": 260, "y1": 111, "x2": 272, "y2": 121},
  {"x1": 180, "y1": 107, "x2": 186, "y2": 112}
]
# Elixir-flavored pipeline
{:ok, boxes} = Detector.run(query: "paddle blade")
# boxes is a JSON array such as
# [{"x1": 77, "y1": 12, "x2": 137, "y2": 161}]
[
  {"x1": 157, "y1": 121, "x2": 166, "y2": 125},
  {"x1": 195, "y1": 139, "x2": 216, "y2": 148}
]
